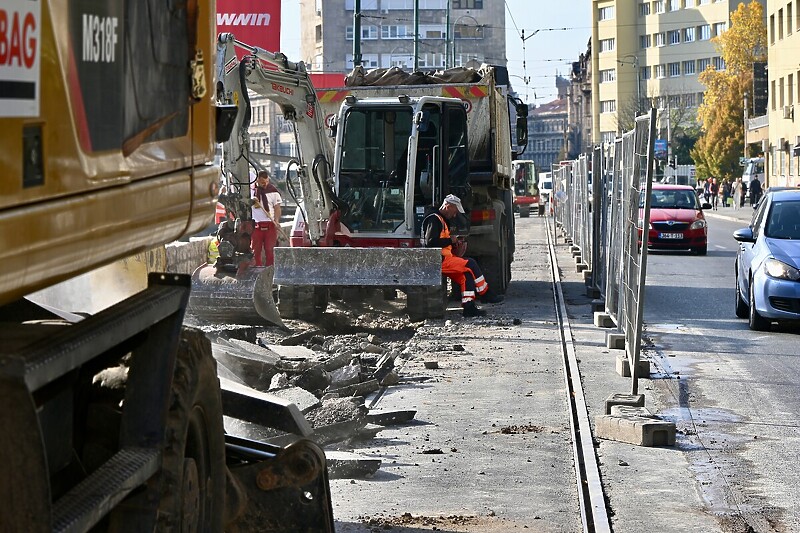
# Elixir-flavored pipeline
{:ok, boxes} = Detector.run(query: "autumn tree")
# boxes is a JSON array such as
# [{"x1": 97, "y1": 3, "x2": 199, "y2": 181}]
[{"x1": 691, "y1": 0, "x2": 767, "y2": 180}]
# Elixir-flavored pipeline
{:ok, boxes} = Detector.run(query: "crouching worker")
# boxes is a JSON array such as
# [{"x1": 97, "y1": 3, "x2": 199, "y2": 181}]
[{"x1": 423, "y1": 195, "x2": 503, "y2": 317}]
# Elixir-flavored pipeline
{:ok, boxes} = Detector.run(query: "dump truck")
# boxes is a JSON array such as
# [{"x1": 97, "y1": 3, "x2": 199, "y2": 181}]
[
  {"x1": 0, "y1": 4, "x2": 333, "y2": 531},
  {"x1": 189, "y1": 38, "x2": 527, "y2": 324}
]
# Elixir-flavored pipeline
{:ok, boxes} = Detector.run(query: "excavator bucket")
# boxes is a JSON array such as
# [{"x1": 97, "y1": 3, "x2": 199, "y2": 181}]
[
  {"x1": 188, "y1": 264, "x2": 285, "y2": 328},
  {"x1": 273, "y1": 247, "x2": 442, "y2": 287}
]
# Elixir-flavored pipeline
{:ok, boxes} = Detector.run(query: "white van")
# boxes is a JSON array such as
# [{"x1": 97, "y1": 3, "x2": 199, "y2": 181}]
[{"x1": 742, "y1": 157, "x2": 765, "y2": 186}]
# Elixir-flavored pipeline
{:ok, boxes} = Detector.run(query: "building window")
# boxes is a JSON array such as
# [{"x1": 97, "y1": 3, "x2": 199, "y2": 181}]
[
  {"x1": 712, "y1": 57, "x2": 725, "y2": 70},
  {"x1": 669, "y1": 62, "x2": 681, "y2": 77},
  {"x1": 639, "y1": 2, "x2": 651, "y2": 16},
  {"x1": 640, "y1": 66, "x2": 651, "y2": 80},
  {"x1": 346, "y1": 53, "x2": 379, "y2": 68},
  {"x1": 770, "y1": 14, "x2": 775, "y2": 44},
  {"x1": 345, "y1": 0, "x2": 378, "y2": 9},
  {"x1": 771, "y1": 80, "x2": 776, "y2": 110},
  {"x1": 699, "y1": 24, "x2": 711, "y2": 40},
  {"x1": 683, "y1": 60, "x2": 695, "y2": 75},
  {"x1": 713, "y1": 22, "x2": 727, "y2": 36},
  {"x1": 315, "y1": 24, "x2": 322, "y2": 43},
  {"x1": 421, "y1": 25, "x2": 447, "y2": 39},
  {"x1": 669, "y1": 0, "x2": 681, "y2": 10},
  {"x1": 454, "y1": 23, "x2": 483, "y2": 39},
  {"x1": 654, "y1": 64, "x2": 666, "y2": 79},
  {"x1": 655, "y1": 32, "x2": 666, "y2": 46},
  {"x1": 382, "y1": 0, "x2": 447, "y2": 7},
  {"x1": 600, "y1": 100, "x2": 616, "y2": 113},
  {"x1": 452, "y1": 0, "x2": 483, "y2": 8},
  {"x1": 698, "y1": 58, "x2": 711, "y2": 71},
  {"x1": 698, "y1": 0, "x2": 709, "y2": 4},
  {"x1": 789, "y1": 73, "x2": 794, "y2": 105},
  {"x1": 599, "y1": 6, "x2": 615, "y2": 20},
  {"x1": 684, "y1": 93, "x2": 696, "y2": 107},
  {"x1": 381, "y1": 25, "x2": 413, "y2": 39},
  {"x1": 668, "y1": 29, "x2": 681, "y2": 44},
  {"x1": 346, "y1": 25, "x2": 378, "y2": 40},
  {"x1": 683, "y1": 27, "x2": 696, "y2": 42},
  {"x1": 599, "y1": 38, "x2": 615, "y2": 52},
  {"x1": 640, "y1": 34, "x2": 652, "y2": 48},
  {"x1": 779, "y1": 9, "x2": 785, "y2": 40},
  {"x1": 600, "y1": 69, "x2": 616, "y2": 83},
  {"x1": 601, "y1": 131, "x2": 616, "y2": 144},
  {"x1": 654, "y1": 1, "x2": 666, "y2": 13},
  {"x1": 788, "y1": 3, "x2": 793, "y2": 36}
]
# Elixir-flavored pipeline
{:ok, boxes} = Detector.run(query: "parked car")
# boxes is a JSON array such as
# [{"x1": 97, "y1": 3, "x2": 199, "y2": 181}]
[
  {"x1": 640, "y1": 184, "x2": 711, "y2": 255},
  {"x1": 733, "y1": 188, "x2": 800, "y2": 331}
]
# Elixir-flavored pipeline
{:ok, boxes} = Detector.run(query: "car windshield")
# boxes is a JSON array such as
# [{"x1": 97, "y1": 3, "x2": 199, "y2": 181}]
[
  {"x1": 641, "y1": 189, "x2": 699, "y2": 209},
  {"x1": 765, "y1": 201, "x2": 800, "y2": 239}
]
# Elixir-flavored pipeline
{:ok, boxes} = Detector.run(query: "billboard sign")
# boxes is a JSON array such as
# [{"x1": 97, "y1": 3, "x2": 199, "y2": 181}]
[
  {"x1": 1, "y1": 0, "x2": 41, "y2": 117},
  {"x1": 654, "y1": 139, "x2": 667, "y2": 160},
  {"x1": 216, "y1": 0, "x2": 281, "y2": 54}
]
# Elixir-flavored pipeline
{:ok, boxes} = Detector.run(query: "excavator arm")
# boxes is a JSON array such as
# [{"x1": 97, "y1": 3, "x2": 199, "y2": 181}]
[{"x1": 215, "y1": 33, "x2": 336, "y2": 245}]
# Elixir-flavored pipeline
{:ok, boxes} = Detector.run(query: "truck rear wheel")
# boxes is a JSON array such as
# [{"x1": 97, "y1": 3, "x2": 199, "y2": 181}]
[{"x1": 479, "y1": 219, "x2": 510, "y2": 295}]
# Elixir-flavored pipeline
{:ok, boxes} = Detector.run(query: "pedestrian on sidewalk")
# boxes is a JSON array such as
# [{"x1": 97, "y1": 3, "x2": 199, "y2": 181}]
[
  {"x1": 749, "y1": 177, "x2": 762, "y2": 207},
  {"x1": 703, "y1": 179, "x2": 711, "y2": 203},
  {"x1": 722, "y1": 179, "x2": 732, "y2": 207},
  {"x1": 732, "y1": 178, "x2": 742, "y2": 210},
  {"x1": 740, "y1": 180, "x2": 748, "y2": 207},
  {"x1": 423, "y1": 195, "x2": 503, "y2": 318},
  {"x1": 710, "y1": 178, "x2": 720, "y2": 210}
]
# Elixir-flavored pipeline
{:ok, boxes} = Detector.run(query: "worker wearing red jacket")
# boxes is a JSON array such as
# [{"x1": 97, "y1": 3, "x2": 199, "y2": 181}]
[
  {"x1": 251, "y1": 170, "x2": 282, "y2": 267},
  {"x1": 423, "y1": 195, "x2": 503, "y2": 317}
]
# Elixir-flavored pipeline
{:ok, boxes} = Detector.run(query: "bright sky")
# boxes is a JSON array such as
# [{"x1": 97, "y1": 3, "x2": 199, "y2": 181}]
[{"x1": 280, "y1": 0, "x2": 590, "y2": 105}]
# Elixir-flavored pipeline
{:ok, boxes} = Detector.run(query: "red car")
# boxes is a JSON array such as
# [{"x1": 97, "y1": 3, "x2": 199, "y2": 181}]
[{"x1": 640, "y1": 184, "x2": 710, "y2": 255}]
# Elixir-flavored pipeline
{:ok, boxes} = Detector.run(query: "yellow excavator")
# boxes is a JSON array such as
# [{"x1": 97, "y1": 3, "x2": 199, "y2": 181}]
[{"x1": 0, "y1": 2, "x2": 333, "y2": 531}]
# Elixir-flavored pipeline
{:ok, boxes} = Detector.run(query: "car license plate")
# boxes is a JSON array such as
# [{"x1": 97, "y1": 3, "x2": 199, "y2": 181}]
[{"x1": 659, "y1": 232, "x2": 683, "y2": 239}]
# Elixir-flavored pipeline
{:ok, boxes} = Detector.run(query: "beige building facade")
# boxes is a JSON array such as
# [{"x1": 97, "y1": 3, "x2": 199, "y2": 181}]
[
  {"x1": 591, "y1": 1, "x2": 760, "y2": 146},
  {"x1": 766, "y1": 0, "x2": 800, "y2": 187},
  {"x1": 299, "y1": 0, "x2": 506, "y2": 76}
]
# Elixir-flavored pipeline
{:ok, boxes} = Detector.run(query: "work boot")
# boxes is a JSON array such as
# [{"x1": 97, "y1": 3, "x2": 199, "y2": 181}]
[
  {"x1": 479, "y1": 290, "x2": 504, "y2": 304},
  {"x1": 462, "y1": 301, "x2": 487, "y2": 317}
]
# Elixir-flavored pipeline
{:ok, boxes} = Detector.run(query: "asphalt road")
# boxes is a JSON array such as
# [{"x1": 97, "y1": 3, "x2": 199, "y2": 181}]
[{"x1": 642, "y1": 206, "x2": 800, "y2": 532}]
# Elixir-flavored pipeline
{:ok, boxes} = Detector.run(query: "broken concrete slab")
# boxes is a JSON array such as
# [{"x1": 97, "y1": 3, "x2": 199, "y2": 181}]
[
  {"x1": 355, "y1": 423, "x2": 384, "y2": 440},
  {"x1": 366, "y1": 409, "x2": 417, "y2": 426},
  {"x1": 263, "y1": 343, "x2": 316, "y2": 360},
  {"x1": 267, "y1": 386, "x2": 321, "y2": 414},
  {"x1": 326, "y1": 379, "x2": 380, "y2": 398},
  {"x1": 595, "y1": 414, "x2": 676, "y2": 447},
  {"x1": 325, "y1": 451, "x2": 382, "y2": 479}
]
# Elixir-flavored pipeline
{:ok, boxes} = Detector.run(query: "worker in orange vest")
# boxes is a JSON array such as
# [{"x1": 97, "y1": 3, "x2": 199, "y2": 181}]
[{"x1": 422, "y1": 195, "x2": 503, "y2": 317}]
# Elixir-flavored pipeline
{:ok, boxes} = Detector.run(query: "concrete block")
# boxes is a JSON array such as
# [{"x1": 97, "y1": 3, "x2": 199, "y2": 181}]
[
  {"x1": 610, "y1": 405, "x2": 655, "y2": 418},
  {"x1": 583, "y1": 269, "x2": 593, "y2": 281},
  {"x1": 591, "y1": 299, "x2": 605, "y2": 313},
  {"x1": 576, "y1": 262, "x2": 588, "y2": 273},
  {"x1": 595, "y1": 414, "x2": 676, "y2": 447},
  {"x1": 606, "y1": 332, "x2": 625, "y2": 350},
  {"x1": 604, "y1": 393, "x2": 645, "y2": 414},
  {"x1": 571, "y1": 246, "x2": 580, "y2": 254},
  {"x1": 594, "y1": 312, "x2": 615, "y2": 328},
  {"x1": 615, "y1": 355, "x2": 651, "y2": 378}
]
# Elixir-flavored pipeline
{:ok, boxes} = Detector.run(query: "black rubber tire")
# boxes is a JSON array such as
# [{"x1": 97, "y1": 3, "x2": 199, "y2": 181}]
[
  {"x1": 748, "y1": 278, "x2": 770, "y2": 331},
  {"x1": 693, "y1": 245, "x2": 707, "y2": 256},
  {"x1": 479, "y1": 219, "x2": 510, "y2": 295},
  {"x1": 155, "y1": 329, "x2": 227, "y2": 532},
  {"x1": 735, "y1": 267, "x2": 748, "y2": 318}
]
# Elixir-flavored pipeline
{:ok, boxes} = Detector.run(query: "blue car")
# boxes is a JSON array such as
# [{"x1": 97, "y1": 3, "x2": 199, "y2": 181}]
[{"x1": 734, "y1": 189, "x2": 800, "y2": 331}]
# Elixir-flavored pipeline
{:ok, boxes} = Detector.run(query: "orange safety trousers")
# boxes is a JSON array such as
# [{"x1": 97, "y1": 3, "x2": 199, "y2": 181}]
[{"x1": 431, "y1": 213, "x2": 488, "y2": 304}]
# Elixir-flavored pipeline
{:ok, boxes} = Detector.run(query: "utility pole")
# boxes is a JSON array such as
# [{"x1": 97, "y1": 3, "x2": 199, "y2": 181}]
[
  {"x1": 353, "y1": 0, "x2": 362, "y2": 67},
  {"x1": 445, "y1": 0, "x2": 451, "y2": 69},
  {"x1": 413, "y1": 0, "x2": 420, "y2": 71}
]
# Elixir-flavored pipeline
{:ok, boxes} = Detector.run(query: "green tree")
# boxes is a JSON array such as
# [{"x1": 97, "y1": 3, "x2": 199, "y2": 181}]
[{"x1": 691, "y1": 1, "x2": 767, "y2": 179}]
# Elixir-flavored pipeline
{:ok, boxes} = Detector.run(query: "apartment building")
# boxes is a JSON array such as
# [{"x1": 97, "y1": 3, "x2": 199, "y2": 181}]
[
  {"x1": 299, "y1": 0, "x2": 506, "y2": 76},
  {"x1": 591, "y1": 0, "x2": 763, "y2": 145},
  {"x1": 766, "y1": 0, "x2": 800, "y2": 187}
]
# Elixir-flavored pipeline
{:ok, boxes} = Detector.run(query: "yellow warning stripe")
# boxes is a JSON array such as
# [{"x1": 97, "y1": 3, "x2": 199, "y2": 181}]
[{"x1": 317, "y1": 90, "x2": 350, "y2": 103}]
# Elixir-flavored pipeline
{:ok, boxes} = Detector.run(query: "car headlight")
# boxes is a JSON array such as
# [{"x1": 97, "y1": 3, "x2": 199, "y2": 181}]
[
  {"x1": 763, "y1": 258, "x2": 800, "y2": 280},
  {"x1": 689, "y1": 219, "x2": 707, "y2": 230}
]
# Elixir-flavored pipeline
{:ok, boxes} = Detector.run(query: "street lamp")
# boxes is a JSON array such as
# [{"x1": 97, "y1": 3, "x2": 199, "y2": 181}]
[{"x1": 617, "y1": 54, "x2": 642, "y2": 114}]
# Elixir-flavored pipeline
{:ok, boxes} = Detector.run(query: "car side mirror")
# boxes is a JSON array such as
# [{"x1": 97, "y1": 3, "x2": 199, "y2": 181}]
[{"x1": 733, "y1": 227, "x2": 756, "y2": 243}]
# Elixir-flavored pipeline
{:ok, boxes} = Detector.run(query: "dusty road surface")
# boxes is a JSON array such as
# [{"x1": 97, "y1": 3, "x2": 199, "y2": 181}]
[{"x1": 322, "y1": 216, "x2": 582, "y2": 532}]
